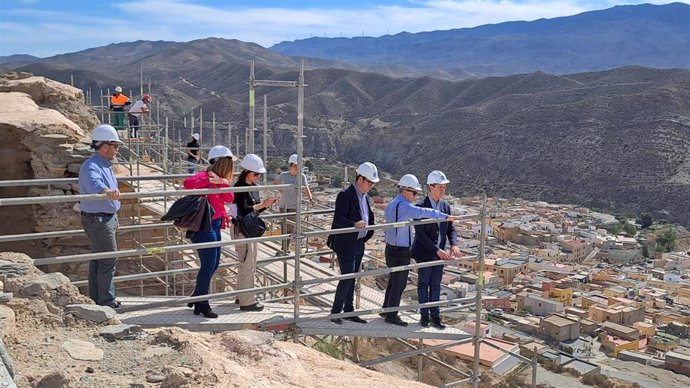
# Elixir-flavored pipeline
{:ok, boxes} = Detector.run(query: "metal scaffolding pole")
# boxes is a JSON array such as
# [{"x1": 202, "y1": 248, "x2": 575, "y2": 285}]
[
  {"x1": 263, "y1": 94, "x2": 268, "y2": 186},
  {"x1": 248, "y1": 60, "x2": 255, "y2": 154},
  {"x1": 472, "y1": 194, "x2": 487, "y2": 388},
  {"x1": 294, "y1": 59, "x2": 305, "y2": 324}
]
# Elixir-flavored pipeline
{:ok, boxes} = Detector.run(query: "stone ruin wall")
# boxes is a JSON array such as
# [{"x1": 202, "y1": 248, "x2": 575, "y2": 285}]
[
  {"x1": 0, "y1": 73, "x2": 204, "y2": 297},
  {"x1": 0, "y1": 72, "x2": 100, "y2": 260}
]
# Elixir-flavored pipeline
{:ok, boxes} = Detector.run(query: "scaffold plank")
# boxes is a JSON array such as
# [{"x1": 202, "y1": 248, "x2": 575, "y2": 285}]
[
  {"x1": 117, "y1": 297, "x2": 321, "y2": 331},
  {"x1": 295, "y1": 316, "x2": 473, "y2": 340}
]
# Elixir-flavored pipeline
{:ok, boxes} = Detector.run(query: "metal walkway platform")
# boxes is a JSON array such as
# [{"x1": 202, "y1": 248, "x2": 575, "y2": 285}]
[
  {"x1": 117, "y1": 297, "x2": 317, "y2": 331},
  {"x1": 118, "y1": 297, "x2": 471, "y2": 340},
  {"x1": 295, "y1": 316, "x2": 472, "y2": 340}
]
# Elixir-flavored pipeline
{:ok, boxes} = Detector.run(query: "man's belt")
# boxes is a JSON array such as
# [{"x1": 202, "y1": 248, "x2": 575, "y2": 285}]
[
  {"x1": 386, "y1": 243, "x2": 411, "y2": 251},
  {"x1": 81, "y1": 211, "x2": 115, "y2": 217}
]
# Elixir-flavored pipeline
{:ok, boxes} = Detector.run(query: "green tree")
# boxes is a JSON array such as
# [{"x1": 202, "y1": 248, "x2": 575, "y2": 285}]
[
  {"x1": 304, "y1": 159, "x2": 314, "y2": 171},
  {"x1": 609, "y1": 224, "x2": 622, "y2": 235},
  {"x1": 642, "y1": 244, "x2": 650, "y2": 258},
  {"x1": 638, "y1": 212, "x2": 653, "y2": 229},
  {"x1": 622, "y1": 223, "x2": 637, "y2": 237},
  {"x1": 331, "y1": 174, "x2": 343, "y2": 188},
  {"x1": 267, "y1": 159, "x2": 283, "y2": 172},
  {"x1": 369, "y1": 186, "x2": 380, "y2": 197},
  {"x1": 656, "y1": 228, "x2": 677, "y2": 252}
]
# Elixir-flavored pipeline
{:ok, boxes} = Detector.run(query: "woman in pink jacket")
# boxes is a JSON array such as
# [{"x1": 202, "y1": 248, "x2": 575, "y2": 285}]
[{"x1": 183, "y1": 145, "x2": 236, "y2": 318}]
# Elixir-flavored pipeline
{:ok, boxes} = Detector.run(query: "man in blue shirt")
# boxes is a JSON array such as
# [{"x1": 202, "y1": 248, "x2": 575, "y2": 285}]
[
  {"x1": 78, "y1": 124, "x2": 123, "y2": 308},
  {"x1": 382, "y1": 174, "x2": 456, "y2": 326},
  {"x1": 326, "y1": 162, "x2": 379, "y2": 324},
  {"x1": 411, "y1": 170, "x2": 461, "y2": 329}
]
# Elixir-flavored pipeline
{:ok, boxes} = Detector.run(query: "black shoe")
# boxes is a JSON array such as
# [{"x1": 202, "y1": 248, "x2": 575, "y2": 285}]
[
  {"x1": 379, "y1": 312, "x2": 388, "y2": 318},
  {"x1": 331, "y1": 318, "x2": 342, "y2": 324},
  {"x1": 420, "y1": 317, "x2": 431, "y2": 327},
  {"x1": 193, "y1": 305, "x2": 218, "y2": 319},
  {"x1": 385, "y1": 316, "x2": 408, "y2": 327},
  {"x1": 431, "y1": 317, "x2": 446, "y2": 330},
  {"x1": 105, "y1": 301, "x2": 121, "y2": 309},
  {"x1": 344, "y1": 316, "x2": 367, "y2": 324},
  {"x1": 187, "y1": 293, "x2": 196, "y2": 308},
  {"x1": 239, "y1": 303, "x2": 264, "y2": 312}
]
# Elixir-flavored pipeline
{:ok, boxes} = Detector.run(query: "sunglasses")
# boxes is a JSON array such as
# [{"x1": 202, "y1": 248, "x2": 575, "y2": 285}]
[
  {"x1": 107, "y1": 143, "x2": 120, "y2": 149},
  {"x1": 362, "y1": 177, "x2": 375, "y2": 185},
  {"x1": 252, "y1": 172, "x2": 263, "y2": 177},
  {"x1": 405, "y1": 189, "x2": 418, "y2": 196}
]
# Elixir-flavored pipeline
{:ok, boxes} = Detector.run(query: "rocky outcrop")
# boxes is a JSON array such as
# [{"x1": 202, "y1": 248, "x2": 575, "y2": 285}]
[
  {"x1": 1, "y1": 251, "x2": 430, "y2": 388},
  {"x1": 0, "y1": 72, "x2": 98, "y2": 132},
  {"x1": 0, "y1": 74, "x2": 98, "y2": 258}
]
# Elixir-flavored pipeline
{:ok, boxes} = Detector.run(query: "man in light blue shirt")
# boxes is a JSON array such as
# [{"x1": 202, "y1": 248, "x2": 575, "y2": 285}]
[
  {"x1": 381, "y1": 174, "x2": 455, "y2": 326},
  {"x1": 78, "y1": 124, "x2": 123, "y2": 308}
]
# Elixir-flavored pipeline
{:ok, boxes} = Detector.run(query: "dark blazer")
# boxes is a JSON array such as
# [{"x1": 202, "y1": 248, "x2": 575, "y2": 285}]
[
  {"x1": 326, "y1": 184, "x2": 375, "y2": 254},
  {"x1": 411, "y1": 195, "x2": 458, "y2": 262}
]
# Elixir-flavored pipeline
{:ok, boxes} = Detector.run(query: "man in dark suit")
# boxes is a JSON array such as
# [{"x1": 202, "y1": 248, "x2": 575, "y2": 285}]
[
  {"x1": 327, "y1": 162, "x2": 379, "y2": 324},
  {"x1": 411, "y1": 170, "x2": 461, "y2": 329}
]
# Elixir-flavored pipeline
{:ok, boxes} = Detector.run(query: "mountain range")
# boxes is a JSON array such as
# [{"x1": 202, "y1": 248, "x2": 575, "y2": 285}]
[
  {"x1": 272, "y1": 2, "x2": 690, "y2": 80},
  {"x1": 3, "y1": 3, "x2": 690, "y2": 227}
]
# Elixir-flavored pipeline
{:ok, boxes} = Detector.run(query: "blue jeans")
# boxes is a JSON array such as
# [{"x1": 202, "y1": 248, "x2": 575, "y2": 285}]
[
  {"x1": 81, "y1": 213, "x2": 118, "y2": 306},
  {"x1": 187, "y1": 158, "x2": 199, "y2": 174},
  {"x1": 191, "y1": 218, "x2": 222, "y2": 307},
  {"x1": 331, "y1": 239, "x2": 365, "y2": 314},
  {"x1": 417, "y1": 263, "x2": 444, "y2": 319}
]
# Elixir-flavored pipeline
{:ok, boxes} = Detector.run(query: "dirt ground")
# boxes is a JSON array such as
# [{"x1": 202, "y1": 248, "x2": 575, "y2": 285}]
[{"x1": 1, "y1": 251, "x2": 431, "y2": 388}]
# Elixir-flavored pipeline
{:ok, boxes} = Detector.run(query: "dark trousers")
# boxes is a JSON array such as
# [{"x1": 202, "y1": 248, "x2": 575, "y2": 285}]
[
  {"x1": 191, "y1": 218, "x2": 222, "y2": 308},
  {"x1": 81, "y1": 213, "x2": 118, "y2": 306},
  {"x1": 417, "y1": 263, "x2": 444, "y2": 319},
  {"x1": 382, "y1": 244, "x2": 411, "y2": 318},
  {"x1": 280, "y1": 207, "x2": 296, "y2": 253},
  {"x1": 187, "y1": 157, "x2": 199, "y2": 174},
  {"x1": 330, "y1": 239, "x2": 365, "y2": 314},
  {"x1": 127, "y1": 114, "x2": 139, "y2": 138}
]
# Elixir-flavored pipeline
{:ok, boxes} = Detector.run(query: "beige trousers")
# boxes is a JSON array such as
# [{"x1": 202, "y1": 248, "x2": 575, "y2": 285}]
[{"x1": 234, "y1": 231, "x2": 258, "y2": 306}]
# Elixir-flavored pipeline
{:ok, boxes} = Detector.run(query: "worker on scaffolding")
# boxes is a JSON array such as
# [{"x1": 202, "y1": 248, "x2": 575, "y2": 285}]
[
  {"x1": 109, "y1": 86, "x2": 130, "y2": 131},
  {"x1": 272, "y1": 154, "x2": 314, "y2": 254},
  {"x1": 411, "y1": 170, "x2": 461, "y2": 330},
  {"x1": 78, "y1": 124, "x2": 123, "y2": 309},
  {"x1": 382, "y1": 174, "x2": 456, "y2": 327},
  {"x1": 326, "y1": 162, "x2": 379, "y2": 324},
  {"x1": 186, "y1": 133, "x2": 200, "y2": 174},
  {"x1": 127, "y1": 94, "x2": 150, "y2": 138}
]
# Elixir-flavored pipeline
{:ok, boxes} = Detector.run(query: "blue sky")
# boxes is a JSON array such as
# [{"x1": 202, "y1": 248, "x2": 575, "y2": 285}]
[{"x1": 0, "y1": 0, "x2": 686, "y2": 57}]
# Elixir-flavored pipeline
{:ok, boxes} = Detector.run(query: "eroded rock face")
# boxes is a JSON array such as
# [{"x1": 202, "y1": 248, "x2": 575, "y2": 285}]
[
  {"x1": 0, "y1": 75, "x2": 98, "y2": 259},
  {"x1": 0, "y1": 75, "x2": 99, "y2": 132}
]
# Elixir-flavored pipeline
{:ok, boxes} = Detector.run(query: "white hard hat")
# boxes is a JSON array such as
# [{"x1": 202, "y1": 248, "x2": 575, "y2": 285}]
[
  {"x1": 192, "y1": 133, "x2": 200, "y2": 140},
  {"x1": 240, "y1": 153, "x2": 267, "y2": 173},
  {"x1": 92, "y1": 124, "x2": 123, "y2": 144},
  {"x1": 398, "y1": 174, "x2": 422, "y2": 191},
  {"x1": 356, "y1": 162, "x2": 380, "y2": 183},
  {"x1": 115, "y1": 86, "x2": 123, "y2": 93},
  {"x1": 427, "y1": 170, "x2": 450, "y2": 185},
  {"x1": 208, "y1": 145, "x2": 235, "y2": 162},
  {"x1": 288, "y1": 154, "x2": 299, "y2": 165}
]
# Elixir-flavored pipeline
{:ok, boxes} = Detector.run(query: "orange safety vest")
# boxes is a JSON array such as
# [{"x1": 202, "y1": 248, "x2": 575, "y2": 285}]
[{"x1": 111, "y1": 93, "x2": 130, "y2": 106}]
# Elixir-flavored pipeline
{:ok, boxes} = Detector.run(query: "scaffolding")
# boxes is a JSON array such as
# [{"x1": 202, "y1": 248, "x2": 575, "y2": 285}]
[{"x1": 0, "y1": 61, "x2": 540, "y2": 387}]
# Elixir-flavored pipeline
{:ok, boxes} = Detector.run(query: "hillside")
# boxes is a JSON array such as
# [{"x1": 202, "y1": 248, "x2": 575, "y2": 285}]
[
  {"x1": 7, "y1": 38, "x2": 690, "y2": 227},
  {"x1": 272, "y1": 2, "x2": 690, "y2": 80}
]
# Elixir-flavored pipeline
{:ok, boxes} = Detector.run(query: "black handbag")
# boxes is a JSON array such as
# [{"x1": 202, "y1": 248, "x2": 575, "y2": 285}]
[{"x1": 233, "y1": 210, "x2": 266, "y2": 238}]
